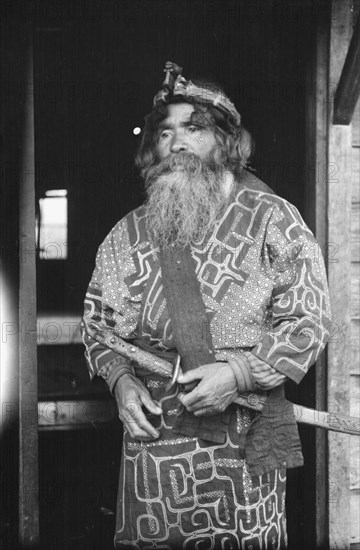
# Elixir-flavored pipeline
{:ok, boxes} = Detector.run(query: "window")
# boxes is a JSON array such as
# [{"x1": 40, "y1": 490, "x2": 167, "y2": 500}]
[{"x1": 37, "y1": 190, "x2": 68, "y2": 260}]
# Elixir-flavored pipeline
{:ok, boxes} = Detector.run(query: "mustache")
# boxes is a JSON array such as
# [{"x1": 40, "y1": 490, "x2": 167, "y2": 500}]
[
  {"x1": 145, "y1": 151, "x2": 211, "y2": 188},
  {"x1": 160, "y1": 151, "x2": 204, "y2": 169}
]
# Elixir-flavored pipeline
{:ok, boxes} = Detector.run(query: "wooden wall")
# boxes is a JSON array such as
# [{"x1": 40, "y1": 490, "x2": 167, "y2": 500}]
[
  {"x1": 350, "y1": 94, "x2": 360, "y2": 547},
  {"x1": 328, "y1": 2, "x2": 360, "y2": 548}
]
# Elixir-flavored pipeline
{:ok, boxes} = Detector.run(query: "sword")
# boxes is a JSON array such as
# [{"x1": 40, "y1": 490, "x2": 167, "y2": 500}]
[
  {"x1": 84, "y1": 320, "x2": 360, "y2": 436},
  {"x1": 84, "y1": 319, "x2": 175, "y2": 378}
]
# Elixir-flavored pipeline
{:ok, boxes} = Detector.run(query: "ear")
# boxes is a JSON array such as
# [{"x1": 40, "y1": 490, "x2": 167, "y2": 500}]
[{"x1": 237, "y1": 127, "x2": 254, "y2": 165}]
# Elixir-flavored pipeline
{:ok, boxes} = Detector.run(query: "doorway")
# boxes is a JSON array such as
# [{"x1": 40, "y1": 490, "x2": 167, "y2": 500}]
[{"x1": 33, "y1": 2, "x2": 321, "y2": 548}]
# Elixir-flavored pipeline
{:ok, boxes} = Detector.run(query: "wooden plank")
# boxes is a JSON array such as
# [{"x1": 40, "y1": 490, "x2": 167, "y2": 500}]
[
  {"x1": 333, "y1": 13, "x2": 360, "y2": 124},
  {"x1": 18, "y1": 29, "x2": 39, "y2": 547},
  {"x1": 350, "y1": 490, "x2": 360, "y2": 544},
  {"x1": 314, "y1": 14, "x2": 331, "y2": 547},
  {"x1": 350, "y1": 375, "x2": 360, "y2": 544},
  {"x1": 37, "y1": 315, "x2": 82, "y2": 345},
  {"x1": 352, "y1": 147, "x2": 360, "y2": 203},
  {"x1": 351, "y1": 319, "x2": 360, "y2": 373},
  {"x1": 353, "y1": 100, "x2": 360, "y2": 146},
  {"x1": 352, "y1": 202, "x2": 360, "y2": 261},
  {"x1": 350, "y1": 441, "x2": 360, "y2": 490},
  {"x1": 328, "y1": 125, "x2": 352, "y2": 543},
  {"x1": 351, "y1": 263, "x2": 360, "y2": 318},
  {"x1": 304, "y1": 7, "x2": 331, "y2": 547},
  {"x1": 351, "y1": 248, "x2": 360, "y2": 262},
  {"x1": 38, "y1": 399, "x2": 117, "y2": 429},
  {"x1": 328, "y1": 2, "x2": 353, "y2": 548},
  {"x1": 350, "y1": 374, "x2": 360, "y2": 417},
  {"x1": 349, "y1": 369, "x2": 359, "y2": 540}
]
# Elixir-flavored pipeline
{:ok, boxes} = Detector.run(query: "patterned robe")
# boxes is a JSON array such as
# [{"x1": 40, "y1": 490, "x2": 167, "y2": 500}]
[{"x1": 83, "y1": 174, "x2": 331, "y2": 549}]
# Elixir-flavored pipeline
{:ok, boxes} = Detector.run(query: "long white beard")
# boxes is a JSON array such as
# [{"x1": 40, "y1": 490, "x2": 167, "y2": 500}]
[{"x1": 144, "y1": 152, "x2": 234, "y2": 250}]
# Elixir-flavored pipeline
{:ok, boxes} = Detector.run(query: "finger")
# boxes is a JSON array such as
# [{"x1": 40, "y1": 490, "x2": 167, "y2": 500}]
[
  {"x1": 136, "y1": 414, "x2": 160, "y2": 438},
  {"x1": 140, "y1": 392, "x2": 162, "y2": 415},
  {"x1": 120, "y1": 404, "x2": 160, "y2": 439},
  {"x1": 257, "y1": 378, "x2": 285, "y2": 390},
  {"x1": 270, "y1": 377, "x2": 287, "y2": 389},
  {"x1": 249, "y1": 363, "x2": 268, "y2": 372},
  {"x1": 179, "y1": 391, "x2": 222, "y2": 414},
  {"x1": 266, "y1": 373, "x2": 286, "y2": 383},
  {"x1": 193, "y1": 406, "x2": 224, "y2": 417},
  {"x1": 252, "y1": 371, "x2": 285, "y2": 383},
  {"x1": 250, "y1": 363, "x2": 277, "y2": 374},
  {"x1": 177, "y1": 386, "x2": 200, "y2": 408},
  {"x1": 177, "y1": 366, "x2": 205, "y2": 384},
  {"x1": 182, "y1": 381, "x2": 198, "y2": 393},
  {"x1": 253, "y1": 373, "x2": 286, "y2": 389},
  {"x1": 194, "y1": 406, "x2": 215, "y2": 417},
  {"x1": 179, "y1": 397, "x2": 207, "y2": 414},
  {"x1": 125, "y1": 422, "x2": 159, "y2": 441},
  {"x1": 123, "y1": 416, "x2": 160, "y2": 439}
]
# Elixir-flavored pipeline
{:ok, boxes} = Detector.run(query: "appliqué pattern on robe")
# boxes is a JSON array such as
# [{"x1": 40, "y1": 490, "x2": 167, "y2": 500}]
[
  {"x1": 84, "y1": 185, "x2": 331, "y2": 381},
  {"x1": 115, "y1": 382, "x2": 287, "y2": 549}
]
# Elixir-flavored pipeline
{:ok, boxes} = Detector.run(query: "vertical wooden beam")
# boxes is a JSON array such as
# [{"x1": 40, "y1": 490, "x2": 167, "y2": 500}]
[
  {"x1": 1, "y1": 10, "x2": 38, "y2": 547},
  {"x1": 18, "y1": 25, "x2": 39, "y2": 548},
  {"x1": 327, "y1": 1, "x2": 353, "y2": 548},
  {"x1": 304, "y1": 4, "x2": 331, "y2": 547},
  {"x1": 333, "y1": 12, "x2": 360, "y2": 125},
  {"x1": 0, "y1": 33, "x2": 20, "y2": 550}
]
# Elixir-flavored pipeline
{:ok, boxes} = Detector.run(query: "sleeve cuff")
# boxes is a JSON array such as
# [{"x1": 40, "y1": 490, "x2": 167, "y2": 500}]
[
  {"x1": 250, "y1": 346, "x2": 305, "y2": 384},
  {"x1": 98, "y1": 358, "x2": 135, "y2": 394},
  {"x1": 228, "y1": 355, "x2": 256, "y2": 392}
]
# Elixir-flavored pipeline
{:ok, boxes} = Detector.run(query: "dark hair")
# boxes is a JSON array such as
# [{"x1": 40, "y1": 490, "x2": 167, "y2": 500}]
[{"x1": 135, "y1": 81, "x2": 254, "y2": 179}]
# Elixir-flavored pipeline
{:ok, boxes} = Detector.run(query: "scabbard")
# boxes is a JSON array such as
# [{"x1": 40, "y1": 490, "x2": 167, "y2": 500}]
[
  {"x1": 83, "y1": 319, "x2": 174, "y2": 378},
  {"x1": 84, "y1": 319, "x2": 360, "y2": 436},
  {"x1": 293, "y1": 405, "x2": 360, "y2": 435}
]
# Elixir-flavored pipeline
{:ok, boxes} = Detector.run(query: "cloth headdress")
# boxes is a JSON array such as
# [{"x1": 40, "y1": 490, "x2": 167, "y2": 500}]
[{"x1": 153, "y1": 61, "x2": 241, "y2": 127}]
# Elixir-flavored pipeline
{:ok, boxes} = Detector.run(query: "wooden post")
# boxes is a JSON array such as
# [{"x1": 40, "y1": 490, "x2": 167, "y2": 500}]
[
  {"x1": 18, "y1": 26, "x2": 39, "y2": 548},
  {"x1": 1, "y1": 11, "x2": 39, "y2": 548},
  {"x1": 304, "y1": 4, "x2": 331, "y2": 547},
  {"x1": 333, "y1": 12, "x2": 360, "y2": 125},
  {"x1": 0, "y1": 44, "x2": 21, "y2": 550},
  {"x1": 328, "y1": 1, "x2": 353, "y2": 548}
]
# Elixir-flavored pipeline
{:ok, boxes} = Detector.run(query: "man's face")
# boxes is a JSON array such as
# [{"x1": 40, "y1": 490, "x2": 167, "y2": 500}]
[
  {"x1": 145, "y1": 102, "x2": 234, "y2": 249},
  {"x1": 156, "y1": 103, "x2": 217, "y2": 161}
]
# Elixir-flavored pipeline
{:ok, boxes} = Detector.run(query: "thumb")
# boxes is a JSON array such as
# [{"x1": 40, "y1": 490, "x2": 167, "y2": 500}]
[{"x1": 177, "y1": 366, "x2": 205, "y2": 384}]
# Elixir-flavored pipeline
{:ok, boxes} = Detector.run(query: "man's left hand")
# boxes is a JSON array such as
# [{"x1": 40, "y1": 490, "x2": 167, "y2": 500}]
[{"x1": 177, "y1": 363, "x2": 238, "y2": 417}]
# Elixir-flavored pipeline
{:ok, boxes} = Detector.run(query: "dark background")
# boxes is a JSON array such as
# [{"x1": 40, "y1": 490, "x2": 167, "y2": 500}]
[
  {"x1": 35, "y1": 0, "x2": 315, "y2": 315},
  {"x1": 2, "y1": 1, "x2": 326, "y2": 548}
]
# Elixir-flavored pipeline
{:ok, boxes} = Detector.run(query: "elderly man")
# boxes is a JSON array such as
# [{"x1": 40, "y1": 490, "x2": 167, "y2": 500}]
[{"x1": 82, "y1": 62, "x2": 331, "y2": 549}]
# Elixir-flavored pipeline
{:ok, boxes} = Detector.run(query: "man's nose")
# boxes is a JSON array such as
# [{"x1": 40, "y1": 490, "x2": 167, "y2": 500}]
[{"x1": 170, "y1": 131, "x2": 188, "y2": 153}]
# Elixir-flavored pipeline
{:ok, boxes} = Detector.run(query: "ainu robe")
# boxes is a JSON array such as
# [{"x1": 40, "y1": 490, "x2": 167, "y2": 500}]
[{"x1": 83, "y1": 173, "x2": 331, "y2": 549}]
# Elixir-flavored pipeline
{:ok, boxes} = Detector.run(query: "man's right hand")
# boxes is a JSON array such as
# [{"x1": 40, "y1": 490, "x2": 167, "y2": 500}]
[{"x1": 113, "y1": 373, "x2": 162, "y2": 440}]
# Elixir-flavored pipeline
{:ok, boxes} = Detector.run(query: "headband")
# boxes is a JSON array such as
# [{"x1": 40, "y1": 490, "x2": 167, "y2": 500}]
[{"x1": 153, "y1": 61, "x2": 241, "y2": 127}]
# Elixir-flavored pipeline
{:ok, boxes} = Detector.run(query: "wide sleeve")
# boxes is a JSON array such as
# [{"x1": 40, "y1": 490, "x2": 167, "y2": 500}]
[
  {"x1": 251, "y1": 199, "x2": 332, "y2": 384},
  {"x1": 81, "y1": 219, "x2": 141, "y2": 389}
]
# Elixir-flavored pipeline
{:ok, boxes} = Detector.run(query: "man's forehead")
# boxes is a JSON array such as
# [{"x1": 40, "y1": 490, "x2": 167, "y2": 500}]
[{"x1": 160, "y1": 103, "x2": 195, "y2": 125}]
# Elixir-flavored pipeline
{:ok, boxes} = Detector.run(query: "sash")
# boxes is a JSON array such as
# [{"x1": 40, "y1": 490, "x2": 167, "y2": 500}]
[{"x1": 159, "y1": 246, "x2": 231, "y2": 444}]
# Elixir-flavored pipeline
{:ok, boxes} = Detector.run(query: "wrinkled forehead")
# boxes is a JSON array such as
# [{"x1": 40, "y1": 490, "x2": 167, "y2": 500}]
[
  {"x1": 159, "y1": 103, "x2": 195, "y2": 127},
  {"x1": 155, "y1": 101, "x2": 214, "y2": 132}
]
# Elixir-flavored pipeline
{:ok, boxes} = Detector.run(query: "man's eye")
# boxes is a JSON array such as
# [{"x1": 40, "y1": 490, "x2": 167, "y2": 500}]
[
  {"x1": 160, "y1": 131, "x2": 171, "y2": 139},
  {"x1": 187, "y1": 125, "x2": 201, "y2": 133}
]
